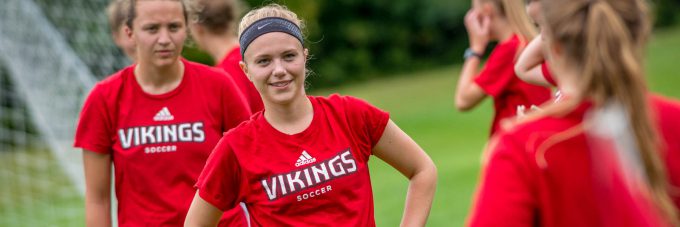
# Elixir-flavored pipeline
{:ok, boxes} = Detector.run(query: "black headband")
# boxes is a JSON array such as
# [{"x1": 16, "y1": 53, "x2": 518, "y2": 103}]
[{"x1": 239, "y1": 17, "x2": 304, "y2": 58}]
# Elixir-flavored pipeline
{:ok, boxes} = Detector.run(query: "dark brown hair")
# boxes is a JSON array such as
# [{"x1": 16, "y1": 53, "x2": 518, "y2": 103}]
[{"x1": 194, "y1": 0, "x2": 244, "y2": 35}]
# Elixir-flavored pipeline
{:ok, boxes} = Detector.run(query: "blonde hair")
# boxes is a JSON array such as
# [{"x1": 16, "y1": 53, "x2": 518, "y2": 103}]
[
  {"x1": 542, "y1": 0, "x2": 677, "y2": 225},
  {"x1": 237, "y1": 3, "x2": 305, "y2": 39},
  {"x1": 106, "y1": 0, "x2": 130, "y2": 33},
  {"x1": 482, "y1": 0, "x2": 538, "y2": 42}
]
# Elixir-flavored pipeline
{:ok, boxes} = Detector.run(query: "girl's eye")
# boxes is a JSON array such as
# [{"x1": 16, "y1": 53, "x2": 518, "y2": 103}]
[
  {"x1": 284, "y1": 53, "x2": 296, "y2": 60},
  {"x1": 256, "y1": 59, "x2": 270, "y2": 65}
]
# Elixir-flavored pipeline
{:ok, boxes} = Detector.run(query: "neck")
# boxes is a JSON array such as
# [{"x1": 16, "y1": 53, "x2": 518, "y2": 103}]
[
  {"x1": 264, "y1": 95, "x2": 313, "y2": 135},
  {"x1": 203, "y1": 34, "x2": 239, "y2": 63},
  {"x1": 134, "y1": 60, "x2": 184, "y2": 95},
  {"x1": 492, "y1": 18, "x2": 514, "y2": 42}
]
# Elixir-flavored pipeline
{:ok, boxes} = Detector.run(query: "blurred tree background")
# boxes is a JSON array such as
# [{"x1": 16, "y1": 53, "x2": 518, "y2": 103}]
[{"x1": 183, "y1": 0, "x2": 680, "y2": 90}]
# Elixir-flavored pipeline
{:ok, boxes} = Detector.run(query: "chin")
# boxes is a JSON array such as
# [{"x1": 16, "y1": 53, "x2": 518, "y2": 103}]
[
  {"x1": 154, "y1": 58, "x2": 178, "y2": 68},
  {"x1": 269, "y1": 91, "x2": 304, "y2": 106}
]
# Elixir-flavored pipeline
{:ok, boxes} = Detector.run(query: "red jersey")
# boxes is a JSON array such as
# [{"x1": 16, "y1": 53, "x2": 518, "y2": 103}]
[
  {"x1": 196, "y1": 95, "x2": 390, "y2": 226},
  {"x1": 468, "y1": 95, "x2": 680, "y2": 227},
  {"x1": 217, "y1": 46, "x2": 264, "y2": 113},
  {"x1": 540, "y1": 62, "x2": 558, "y2": 87},
  {"x1": 474, "y1": 35, "x2": 552, "y2": 136},
  {"x1": 74, "y1": 59, "x2": 251, "y2": 226}
]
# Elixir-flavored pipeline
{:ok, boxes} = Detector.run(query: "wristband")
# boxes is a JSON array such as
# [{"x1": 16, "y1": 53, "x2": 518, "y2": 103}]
[{"x1": 463, "y1": 48, "x2": 483, "y2": 60}]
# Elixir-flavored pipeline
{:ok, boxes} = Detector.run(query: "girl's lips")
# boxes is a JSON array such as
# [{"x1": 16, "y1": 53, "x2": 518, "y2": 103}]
[
  {"x1": 270, "y1": 80, "x2": 292, "y2": 88},
  {"x1": 156, "y1": 50, "x2": 173, "y2": 57}
]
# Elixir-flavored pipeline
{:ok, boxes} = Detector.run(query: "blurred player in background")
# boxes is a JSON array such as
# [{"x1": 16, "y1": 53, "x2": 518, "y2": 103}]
[
  {"x1": 106, "y1": 0, "x2": 136, "y2": 62},
  {"x1": 74, "y1": 0, "x2": 251, "y2": 226},
  {"x1": 455, "y1": 0, "x2": 551, "y2": 136},
  {"x1": 190, "y1": 0, "x2": 264, "y2": 113},
  {"x1": 469, "y1": 0, "x2": 680, "y2": 226}
]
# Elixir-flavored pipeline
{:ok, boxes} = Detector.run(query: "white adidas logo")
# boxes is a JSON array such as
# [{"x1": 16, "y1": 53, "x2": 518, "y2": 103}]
[
  {"x1": 294, "y1": 150, "x2": 316, "y2": 167},
  {"x1": 153, "y1": 107, "x2": 174, "y2": 121}
]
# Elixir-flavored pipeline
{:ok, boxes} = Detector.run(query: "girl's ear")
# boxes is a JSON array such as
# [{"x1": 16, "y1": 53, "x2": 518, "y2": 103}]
[
  {"x1": 239, "y1": 61, "x2": 250, "y2": 81},
  {"x1": 124, "y1": 25, "x2": 133, "y2": 39}
]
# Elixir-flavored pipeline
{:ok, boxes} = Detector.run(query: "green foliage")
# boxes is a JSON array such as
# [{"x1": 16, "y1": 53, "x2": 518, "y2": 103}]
[
  {"x1": 312, "y1": 23, "x2": 680, "y2": 226},
  {"x1": 220, "y1": 0, "x2": 471, "y2": 89},
  {"x1": 653, "y1": 0, "x2": 680, "y2": 27}
]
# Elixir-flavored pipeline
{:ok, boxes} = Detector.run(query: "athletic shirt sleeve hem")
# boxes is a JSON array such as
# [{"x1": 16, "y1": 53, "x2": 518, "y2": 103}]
[
  {"x1": 473, "y1": 35, "x2": 520, "y2": 98},
  {"x1": 73, "y1": 82, "x2": 113, "y2": 154},
  {"x1": 194, "y1": 135, "x2": 242, "y2": 212}
]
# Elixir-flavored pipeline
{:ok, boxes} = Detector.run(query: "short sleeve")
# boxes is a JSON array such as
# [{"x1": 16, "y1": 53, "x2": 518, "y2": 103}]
[
  {"x1": 541, "y1": 62, "x2": 557, "y2": 87},
  {"x1": 473, "y1": 39, "x2": 519, "y2": 98},
  {"x1": 468, "y1": 132, "x2": 538, "y2": 227},
  {"x1": 342, "y1": 96, "x2": 390, "y2": 157},
  {"x1": 73, "y1": 84, "x2": 113, "y2": 154},
  {"x1": 195, "y1": 136, "x2": 242, "y2": 211},
  {"x1": 221, "y1": 74, "x2": 252, "y2": 131}
]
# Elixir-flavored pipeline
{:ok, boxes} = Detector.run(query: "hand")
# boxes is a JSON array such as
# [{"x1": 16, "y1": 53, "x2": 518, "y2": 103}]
[{"x1": 464, "y1": 9, "x2": 491, "y2": 53}]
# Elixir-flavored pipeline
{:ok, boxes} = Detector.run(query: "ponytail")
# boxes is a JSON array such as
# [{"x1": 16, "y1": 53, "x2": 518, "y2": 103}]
[{"x1": 542, "y1": 0, "x2": 678, "y2": 224}]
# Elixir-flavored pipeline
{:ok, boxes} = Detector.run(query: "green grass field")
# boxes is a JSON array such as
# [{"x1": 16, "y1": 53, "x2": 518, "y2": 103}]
[
  {"x1": 312, "y1": 25, "x2": 680, "y2": 226},
  {"x1": 1, "y1": 25, "x2": 679, "y2": 226}
]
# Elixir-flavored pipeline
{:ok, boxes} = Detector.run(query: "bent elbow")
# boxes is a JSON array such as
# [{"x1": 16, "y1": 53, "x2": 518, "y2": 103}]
[
  {"x1": 455, "y1": 98, "x2": 474, "y2": 112},
  {"x1": 514, "y1": 64, "x2": 529, "y2": 81}
]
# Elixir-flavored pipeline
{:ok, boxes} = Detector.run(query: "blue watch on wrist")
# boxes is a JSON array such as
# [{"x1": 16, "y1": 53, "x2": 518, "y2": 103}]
[{"x1": 464, "y1": 48, "x2": 483, "y2": 60}]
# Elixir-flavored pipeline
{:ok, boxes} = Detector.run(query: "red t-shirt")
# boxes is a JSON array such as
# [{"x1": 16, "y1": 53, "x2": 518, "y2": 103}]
[
  {"x1": 196, "y1": 95, "x2": 390, "y2": 226},
  {"x1": 541, "y1": 62, "x2": 558, "y2": 87},
  {"x1": 474, "y1": 35, "x2": 552, "y2": 136},
  {"x1": 468, "y1": 95, "x2": 680, "y2": 227},
  {"x1": 217, "y1": 46, "x2": 264, "y2": 114},
  {"x1": 74, "y1": 59, "x2": 251, "y2": 226}
]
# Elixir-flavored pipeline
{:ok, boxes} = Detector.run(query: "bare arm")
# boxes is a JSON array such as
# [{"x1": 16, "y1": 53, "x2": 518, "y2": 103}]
[
  {"x1": 82, "y1": 150, "x2": 112, "y2": 227},
  {"x1": 373, "y1": 120, "x2": 437, "y2": 227},
  {"x1": 514, "y1": 35, "x2": 552, "y2": 87},
  {"x1": 455, "y1": 9, "x2": 490, "y2": 111},
  {"x1": 455, "y1": 56, "x2": 487, "y2": 111},
  {"x1": 184, "y1": 191, "x2": 223, "y2": 227}
]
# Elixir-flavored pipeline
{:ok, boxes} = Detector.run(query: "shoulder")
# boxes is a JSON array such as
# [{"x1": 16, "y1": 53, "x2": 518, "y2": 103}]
[
  {"x1": 223, "y1": 112, "x2": 262, "y2": 143},
  {"x1": 499, "y1": 110, "x2": 582, "y2": 156},
  {"x1": 89, "y1": 65, "x2": 133, "y2": 98},
  {"x1": 649, "y1": 94, "x2": 680, "y2": 136},
  {"x1": 184, "y1": 59, "x2": 234, "y2": 87},
  {"x1": 185, "y1": 59, "x2": 227, "y2": 78},
  {"x1": 489, "y1": 34, "x2": 521, "y2": 57},
  {"x1": 317, "y1": 94, "x2": 375, "y2": 109},
  {"x1": 650, "y1": 94, "x2": 680, "y2": 116}
]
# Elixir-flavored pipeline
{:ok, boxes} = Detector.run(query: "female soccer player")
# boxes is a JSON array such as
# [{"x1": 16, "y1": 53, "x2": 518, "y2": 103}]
[
  {"x1": 455, "y1": 0, "x2": 552, "y2": 136},
  {"x1": 74, "y1": 0, "x2": 251, "y2": 226},
  {"x1": 469, "y1": 0, "x2": 680, "y2": 226},
  {"x1": 184, "y1": 4, "x2": 437, "y2": 227},
  {"x1": 190, "y1": 0, "x2": 264, "y2": 113}
]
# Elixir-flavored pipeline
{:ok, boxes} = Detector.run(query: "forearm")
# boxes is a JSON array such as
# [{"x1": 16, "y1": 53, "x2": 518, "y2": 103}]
[
  {"x1": 400, "y1": 162, "x2": 437, "y2": 227},
  {"x1": 185, "y1": 192, "x2": 223, "y2": 227},
  {"x1": 85, "y1": 196, "x2": 112, "y2": 227},
  {"x1": 82, "y1": 150, "x2": 112, "y2": 227},
  {"x1": 455, "y1": 57, "x2": 482, "y2": 111},
  {"x1": 514, "y1": 37, "x2": 544, "y2": 75},
  {"x1": 514, "y1": 35, "x2": 552, "y2": 86}
]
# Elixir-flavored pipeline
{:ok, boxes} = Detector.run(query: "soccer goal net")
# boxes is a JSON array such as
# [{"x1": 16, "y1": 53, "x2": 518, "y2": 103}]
[{"x1": 0, "y1": 0, "x2": 128, "y2": 225}]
